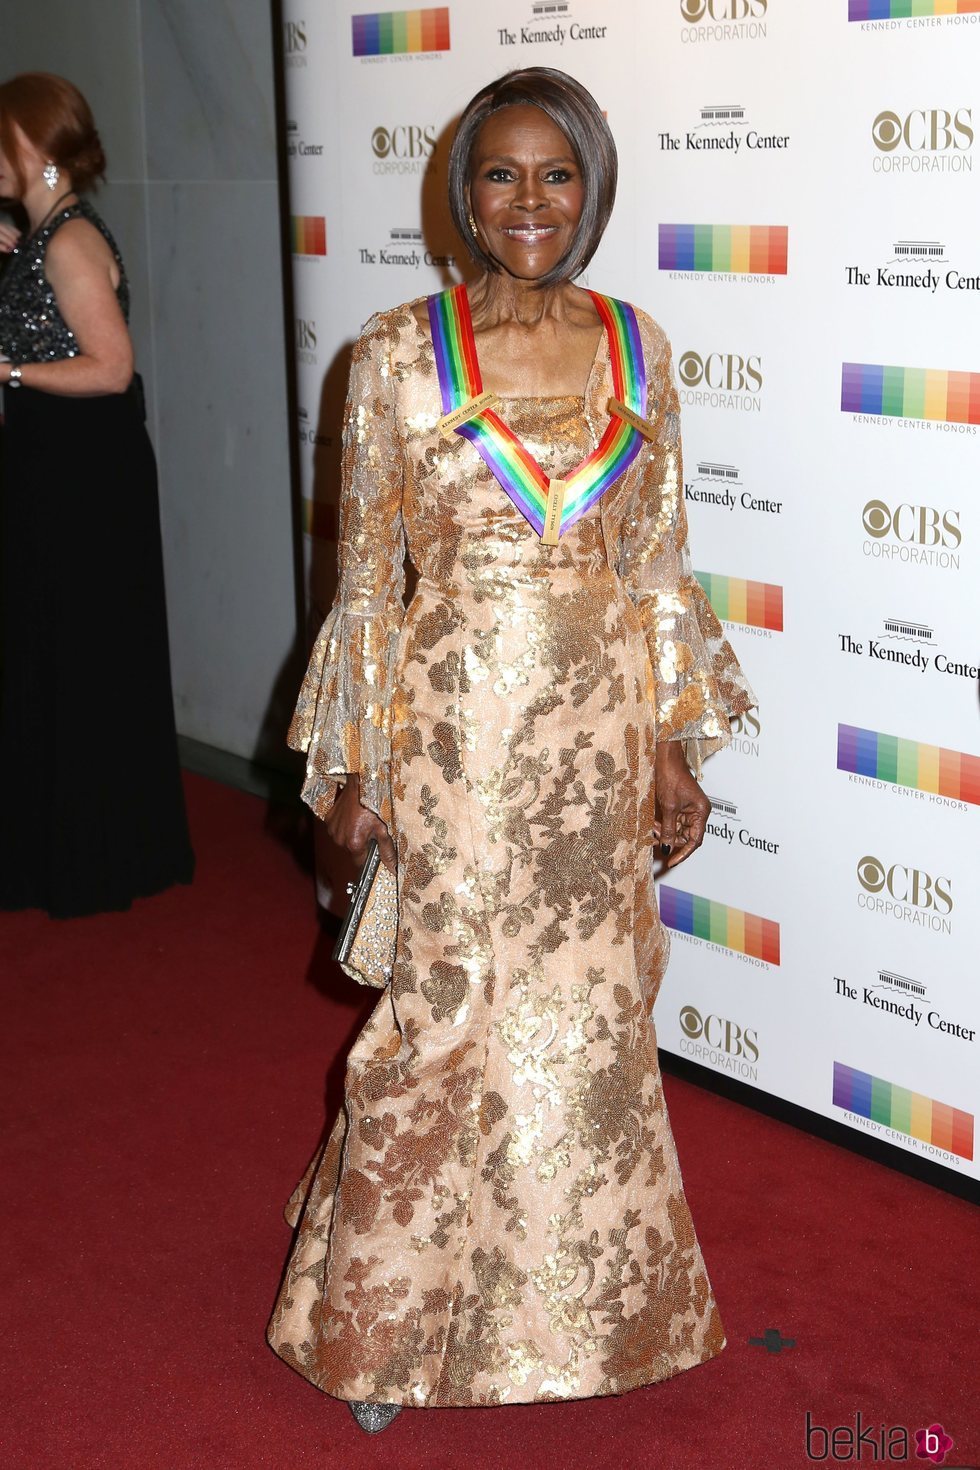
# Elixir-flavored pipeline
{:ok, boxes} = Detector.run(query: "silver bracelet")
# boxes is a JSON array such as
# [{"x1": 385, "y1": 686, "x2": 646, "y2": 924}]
[{"x1": 7, "y1": 365, "x2": 23, "y2": 389}]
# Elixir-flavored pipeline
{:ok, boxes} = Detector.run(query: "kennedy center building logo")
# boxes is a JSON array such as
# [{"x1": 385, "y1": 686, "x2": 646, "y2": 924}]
[
  {"x1": 286, "y1": 118, "x2": 324, "y2": 160},
  {"x1": 834, "y1": 969, "x2": 976, "y2": 1049},
  {"x1": 496, "y1": 1, "x2": 611, "y2": 48},
  {"x1": 686, "y1": 460, "x2": 783, "y2": 516},
  {"x1": 837, "y1": 617, "x2": 979, "y2": 684},
  {"x1": 844, "y1": 237, "x2": 980, "y2": 297},
  {"x1": 659, "y1": 103, "x2": 789, "y2": 155},
  {"x1": 706, "y1": 795, "x2": 780, "y2": 856},
  {"x1": 358, "y1": 224, "x2": 456, "y2": 271}
]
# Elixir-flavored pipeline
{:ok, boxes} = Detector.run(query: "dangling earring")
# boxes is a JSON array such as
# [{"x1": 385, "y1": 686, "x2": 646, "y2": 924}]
[
  {"x1": 42, "y1": 161, "x2": 60, "y2": 190},
  {"x1": 468, "y1": 211, "x2": 478, "y2": 238}
]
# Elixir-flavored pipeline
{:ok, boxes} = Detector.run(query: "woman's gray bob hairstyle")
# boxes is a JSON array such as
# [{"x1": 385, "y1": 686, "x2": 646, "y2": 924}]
[{"x1": 447, "y1": 67, "x2": 618, "y2": 289}]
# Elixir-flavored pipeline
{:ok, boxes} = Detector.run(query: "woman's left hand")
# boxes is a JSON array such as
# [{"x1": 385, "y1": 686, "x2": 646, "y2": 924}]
[
  {"x1": 654, "y1": 741, "x2": 710, "y2": 869},
  {"x1": 0, "y1": 221, "x2": 21, "y2": 254}
]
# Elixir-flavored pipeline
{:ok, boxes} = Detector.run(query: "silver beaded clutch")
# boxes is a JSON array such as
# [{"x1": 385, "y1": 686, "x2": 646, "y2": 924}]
[{"x1": 331, "y1": 837, "x2": 398, "y2": 989}]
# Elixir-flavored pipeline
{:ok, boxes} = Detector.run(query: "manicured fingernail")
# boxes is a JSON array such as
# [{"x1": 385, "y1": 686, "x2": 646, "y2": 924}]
[{"x1": 660, "y1": 844, "x2": 671, "y2": 856}]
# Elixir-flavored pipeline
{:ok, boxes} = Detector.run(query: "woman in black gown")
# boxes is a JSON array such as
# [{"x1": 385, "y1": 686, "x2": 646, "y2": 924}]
[{"x1": 0, "y1": 72, "x2": 193, "y2": 917}]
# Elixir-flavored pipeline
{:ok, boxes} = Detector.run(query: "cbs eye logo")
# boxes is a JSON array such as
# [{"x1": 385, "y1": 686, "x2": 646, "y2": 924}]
[
  {"x1": 857, "y1": 855, "x2": 886, "y2": 893},
  {"x1": 680, "y1": 0, "x2": 767, "y2": 20},
  {"x1": 678, "y1": 351, "x2": 763, "y2": 393},
  {"x1": 371, "y1": 124, "x2": 437, "y2": 160},
  {"x1": 872, "y1": 108, "x2": 973, "y2": 152},
  {"x1": 856, "y1": 855, "x2": 953, "y2": 913},
  {"x1": 862, "y1": 499, "x2": 961, "y2": 549},
  {"x1": 680, "y1": 1004, "x2": 704, "y2": 1037},
  {"x1": 862, "y1": 500, "x2": 890, "y2": 537},
  {"x1": 679, "y1": 1005, "x2": 759, "y2": 1061},
  {"x1": 872, "y1": 112, "x2": 902, "y2": 152},
  {"x1": 681, "y1": 349, "x2": 705, "y2": 385},
  {"x1": 679, "y1": 352, "x2": 704, "y2": 387}
]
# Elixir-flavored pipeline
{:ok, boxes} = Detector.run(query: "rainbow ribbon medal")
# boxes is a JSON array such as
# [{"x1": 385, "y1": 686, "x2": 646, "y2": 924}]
[{"x1": 427, "y1": 284, "x2": 653, "y2": 544}]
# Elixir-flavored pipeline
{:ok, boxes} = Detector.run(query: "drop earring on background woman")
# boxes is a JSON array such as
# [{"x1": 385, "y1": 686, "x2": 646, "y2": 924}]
[{"x1": 42, "y1": 160, "x2": 59, "y2": 189}]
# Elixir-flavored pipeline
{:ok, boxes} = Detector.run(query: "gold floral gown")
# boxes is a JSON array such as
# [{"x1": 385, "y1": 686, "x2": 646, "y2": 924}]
[{"x1": 268, "y1": 296, "x2": 754, "y2": 1408}]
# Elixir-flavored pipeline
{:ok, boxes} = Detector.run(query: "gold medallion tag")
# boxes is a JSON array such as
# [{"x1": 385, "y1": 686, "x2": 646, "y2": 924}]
[
  {"x1": 438, "y1": 391, "x2": 501, "y2": 435},
  {"x1": 607, "y1": 396, "x2": 657, "y2": 441},
  {"x1": 541, "y1": 478, "x2": 566, "y2": 545}
]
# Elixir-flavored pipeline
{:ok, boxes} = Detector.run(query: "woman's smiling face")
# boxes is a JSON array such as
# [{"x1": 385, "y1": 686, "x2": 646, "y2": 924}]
[{"x1": 468, "y1": 104, "x2": 585, "y2": 282}]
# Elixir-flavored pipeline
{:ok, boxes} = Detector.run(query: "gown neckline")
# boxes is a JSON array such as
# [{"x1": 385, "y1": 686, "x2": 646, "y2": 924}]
[
  {"x1": 427, "y1": 284, "x2": 650, "y2": 544},
  {"x1": 410, "y1": 291, "x2": 610, "y2": 409}
]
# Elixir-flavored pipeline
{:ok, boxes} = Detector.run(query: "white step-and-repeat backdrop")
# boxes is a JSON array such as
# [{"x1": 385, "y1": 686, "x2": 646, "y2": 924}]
[{"x1": 281, "y1": 0, "x2": 979, "y2": 1186}]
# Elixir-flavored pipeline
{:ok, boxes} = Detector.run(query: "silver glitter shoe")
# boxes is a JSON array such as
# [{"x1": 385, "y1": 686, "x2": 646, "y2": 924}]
[{"x1": 348, "y1": 1400, "x2": 403, "y2": 1433}]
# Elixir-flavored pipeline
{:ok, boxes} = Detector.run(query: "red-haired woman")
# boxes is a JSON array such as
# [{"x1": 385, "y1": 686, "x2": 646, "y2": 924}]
[{"x1": 0, "y1": 73, "x2": 193, "y2": 917}]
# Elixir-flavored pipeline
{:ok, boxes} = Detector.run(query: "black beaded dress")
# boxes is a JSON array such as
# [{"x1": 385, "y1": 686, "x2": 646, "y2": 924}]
[{"x1": 0, "y1": 198, "x2": 193, "y2": 917}]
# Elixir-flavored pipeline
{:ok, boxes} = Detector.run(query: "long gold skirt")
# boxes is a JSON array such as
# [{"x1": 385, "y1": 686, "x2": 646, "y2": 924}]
[{"x1": 268, "y1": 399, "x2": 726, "y2": 1407}]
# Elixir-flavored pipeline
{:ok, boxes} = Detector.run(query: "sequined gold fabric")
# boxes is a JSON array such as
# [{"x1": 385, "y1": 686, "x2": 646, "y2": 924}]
[{"x1": 269, "y1": 300, "x2": 755, "y2": 1408}]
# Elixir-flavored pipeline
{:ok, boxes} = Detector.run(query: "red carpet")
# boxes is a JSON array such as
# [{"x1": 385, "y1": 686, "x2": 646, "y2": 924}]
[{"x1": 2, "y1": 773, "x2": 976, "y2": 1470}]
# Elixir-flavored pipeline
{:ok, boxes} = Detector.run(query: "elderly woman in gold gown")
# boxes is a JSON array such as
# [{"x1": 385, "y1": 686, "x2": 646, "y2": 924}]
[{"x1": 267, "y1": 66, "x2": 755, "y2": 1428}]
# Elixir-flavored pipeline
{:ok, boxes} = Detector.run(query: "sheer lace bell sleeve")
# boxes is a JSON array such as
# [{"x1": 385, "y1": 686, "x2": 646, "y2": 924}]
[
  {"x1": 287, "y1": 314, "x2": 406, "y2": 828},
  {"x1": 617, "y1": 326, "x2": 756, "y2": 777}
]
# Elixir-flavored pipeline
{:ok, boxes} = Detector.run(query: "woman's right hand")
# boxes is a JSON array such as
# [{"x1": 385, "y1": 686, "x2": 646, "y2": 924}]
[
  {"x1": 0, "y1": 221, "x2": 22, "y2": 253},
  {"x1": 324, "y1": 772, "x2": 397, "y2": 873}
]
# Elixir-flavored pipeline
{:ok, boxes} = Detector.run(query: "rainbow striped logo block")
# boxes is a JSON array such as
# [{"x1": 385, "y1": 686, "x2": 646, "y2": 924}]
[
  {"x1": 837, "y1": 724, "x2": 980, "y2": 806},
  {"x1": 352, "y1": 7, "x2": 450, "y2": 55},
  {"x1": 841, "y1": 362, "x2": 980, "y2": 424},
  {"x1": 659, "y1": 224, "x2": 788, "y2": 275},
  {"x1": 695, "y1": 572, "x2": 783, "y2": 631},
  {"x1": 660, "y1": 886, "x2": 781, "y2": 965},
  {"x1": 834, "y1": 1061, "x2": 973, "y2": 1160},
  {"x1": 291, "y1": 216, "x2": 326, "y2": 256},
  {"x1": 849, "y1": 1, "x2": 980, "y2": 18}
]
